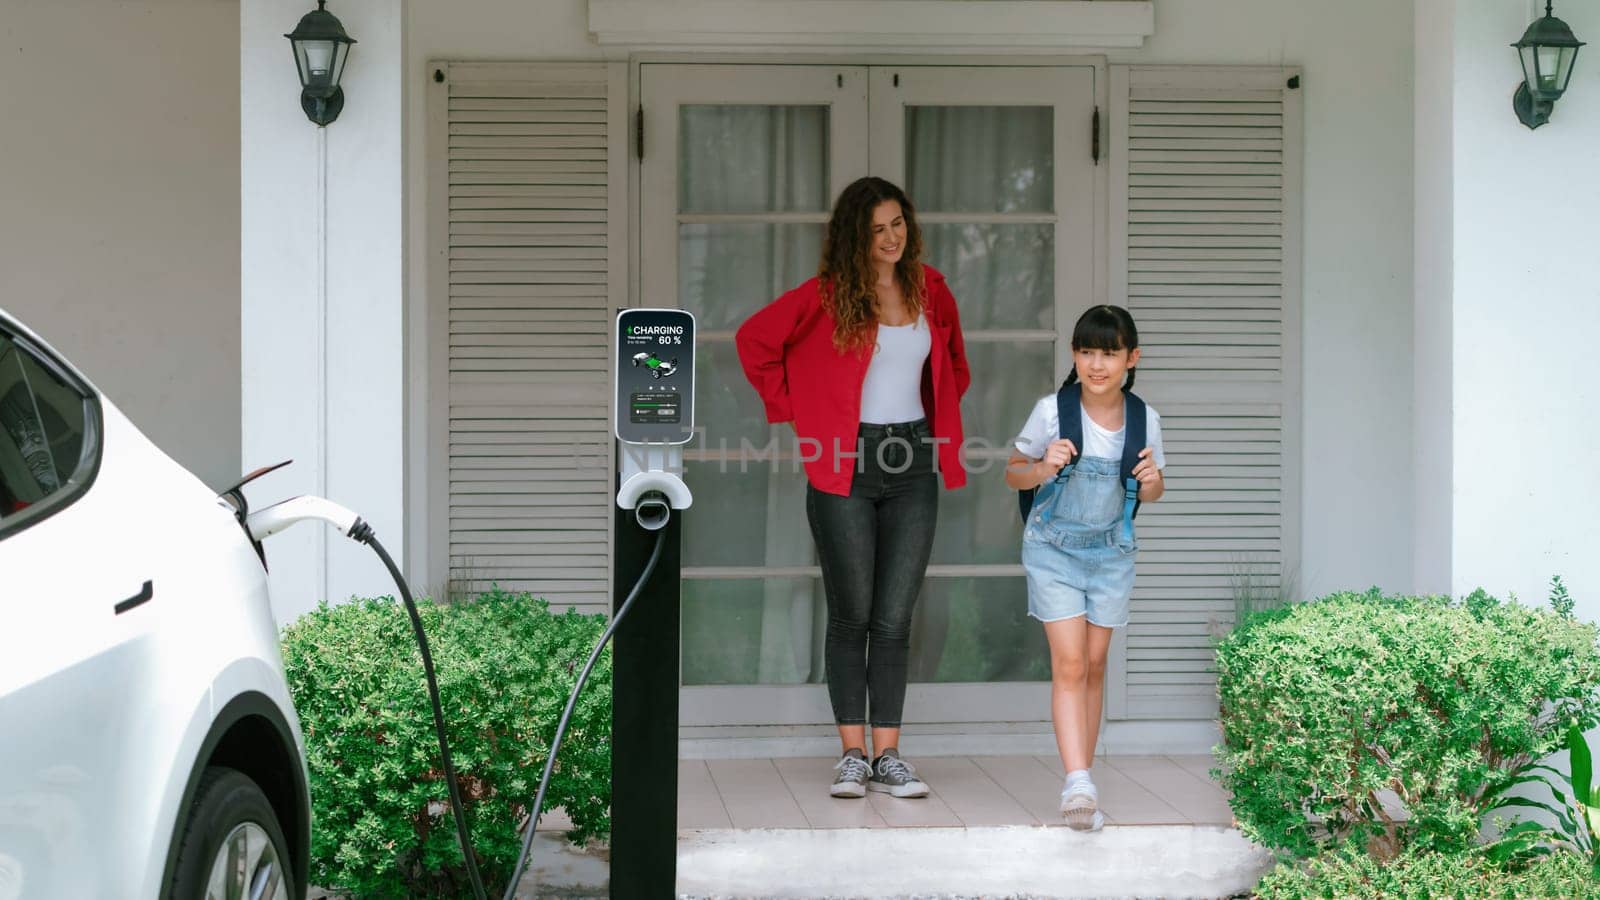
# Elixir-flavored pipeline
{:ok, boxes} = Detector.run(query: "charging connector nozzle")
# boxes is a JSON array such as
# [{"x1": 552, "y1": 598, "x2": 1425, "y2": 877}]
[{"x1": 244, "y1": 495, "x2": 362, "y2": 542}]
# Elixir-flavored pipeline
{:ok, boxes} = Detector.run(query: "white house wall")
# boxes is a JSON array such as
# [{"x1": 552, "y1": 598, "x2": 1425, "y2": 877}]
[
  {"x1": 242, "y1": 0, "x2": 405, "y2": 623},
  {"x1": 403, "y1": 0, "x2": 1417, "y2": 602},
  {"x1": 0, "y1": 0, "x2": 241, "y2": 490},
  {"x1": 1434, "y1": 0, "x2": 1600, "y2": 612},
  {"x1": 1110, "y1": 0, "x2": 1417, "y2": 601}
]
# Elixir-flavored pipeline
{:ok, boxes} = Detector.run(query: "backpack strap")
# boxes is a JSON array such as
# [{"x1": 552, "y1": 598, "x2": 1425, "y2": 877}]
[
  {"x1": 1058, "y1": 383, "x2": 1084, "y2": 462},
  {"x1": 1118, "y1": 391, "x2": 1148, "y2": 542},
  {"x1": 1018, "y1": 383, "x2": 1083, "y2": 525}
]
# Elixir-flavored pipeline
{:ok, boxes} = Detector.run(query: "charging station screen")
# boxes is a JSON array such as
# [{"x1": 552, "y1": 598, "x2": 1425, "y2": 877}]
[
  {"x1": 615, "y1": 308, "x2": 695, "y2": 444},
  {"x1": 629, "y1": 391, "x2": 680, "y2": 424}
]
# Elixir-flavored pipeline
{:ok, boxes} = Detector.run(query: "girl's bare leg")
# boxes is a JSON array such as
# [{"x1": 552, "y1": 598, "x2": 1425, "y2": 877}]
[
  {"x1": 1083, "y1": 623, "x2": 1115, "y2": 765},
  {"x1": 1043, "y1": 616, "x2": 1092, "y2": 771}
]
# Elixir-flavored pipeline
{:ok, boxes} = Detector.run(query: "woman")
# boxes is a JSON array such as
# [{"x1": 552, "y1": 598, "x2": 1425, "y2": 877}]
[{"x1": 736, "y1": 176, "x2": 970, "y2": 799}]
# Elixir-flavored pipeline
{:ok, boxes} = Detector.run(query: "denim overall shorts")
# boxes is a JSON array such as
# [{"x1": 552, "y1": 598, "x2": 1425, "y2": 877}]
[{"x1": 1020, "y1": 455, "x2": 1137, "y2": 627}]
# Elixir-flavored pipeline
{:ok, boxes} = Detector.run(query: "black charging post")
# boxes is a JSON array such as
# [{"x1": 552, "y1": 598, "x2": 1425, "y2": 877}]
[
  {"x1": 609, "y1": 309, "x2": 696, "y2": 898},
  {"x1": 610, "y1": 502, "x2": 681, "y2": 898}
]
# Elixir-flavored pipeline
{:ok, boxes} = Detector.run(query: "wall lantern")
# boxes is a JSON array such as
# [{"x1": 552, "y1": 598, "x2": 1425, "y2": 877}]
[
  {"x1": 1513, "y1": 0, "x2": 1584, "y2": 130},
  {"x1": 285, "y1": 0, "x2": 357, "y2": 127}
]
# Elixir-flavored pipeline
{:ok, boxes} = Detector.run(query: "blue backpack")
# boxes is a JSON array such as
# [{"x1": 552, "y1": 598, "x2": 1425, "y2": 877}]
[{"x1": 1016, "y1": 382, "x2": 1147, "y2": 542}]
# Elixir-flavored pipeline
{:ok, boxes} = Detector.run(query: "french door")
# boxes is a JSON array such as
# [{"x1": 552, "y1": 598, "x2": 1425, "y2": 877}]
[{"x1": 640, "y1": 63, "x2": 1097, "y2": 731}]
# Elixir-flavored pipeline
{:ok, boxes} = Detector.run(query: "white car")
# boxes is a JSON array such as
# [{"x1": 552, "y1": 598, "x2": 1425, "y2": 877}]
[{"x1": 0, "y1": 309, "x2": 309, "y2": 899}]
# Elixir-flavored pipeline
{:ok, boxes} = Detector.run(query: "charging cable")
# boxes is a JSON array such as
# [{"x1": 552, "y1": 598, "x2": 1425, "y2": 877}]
[
  {"x1": 247, "y1": 493, "x2": 671, "y2": 900},
  {"x1": 502, "y1": 522, "x2": 666, "y2": 898},
  {"x1": 248, "y1": 496, "x2": 488, "y2": 900}
]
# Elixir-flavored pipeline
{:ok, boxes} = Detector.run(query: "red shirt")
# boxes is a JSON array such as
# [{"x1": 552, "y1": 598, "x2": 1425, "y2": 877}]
[{"x1": 735, "y1": 265, "x2": 971, "y2": 496}]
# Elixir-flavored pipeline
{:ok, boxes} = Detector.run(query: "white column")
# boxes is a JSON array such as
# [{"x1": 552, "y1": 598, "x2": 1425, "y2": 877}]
[
  {"x1": 1416, "y1": 0, "x2": 1600, "y2": 611},
  {"x1": 242, "y1": 0, "x2": 406, "y2": 625}
]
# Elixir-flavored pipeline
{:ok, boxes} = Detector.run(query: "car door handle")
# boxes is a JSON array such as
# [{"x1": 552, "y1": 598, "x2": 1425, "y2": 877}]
[{"x1": 114, "y1": 580, "x2": 153, "y2": 615}]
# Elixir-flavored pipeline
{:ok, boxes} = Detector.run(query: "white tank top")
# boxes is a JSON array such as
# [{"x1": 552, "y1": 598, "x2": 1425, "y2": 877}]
[{"x1": 859, "y1": 317, "x2": 932, "y2": 424}]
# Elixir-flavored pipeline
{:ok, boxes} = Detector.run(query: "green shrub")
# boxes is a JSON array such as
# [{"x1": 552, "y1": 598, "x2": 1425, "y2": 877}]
[
  {"x1": 1216, "y1": 587, "x2": 1600, "y2": 861},
  {"x1": 1486, "y1": 721, "x2": 1600, "y2": 878},
  {"x1": 1254, "y1": 847, "x2": 1599, "y2": 899},
  {"x1": 281, "y1": 589, "x2": 611, "y2": 898}
]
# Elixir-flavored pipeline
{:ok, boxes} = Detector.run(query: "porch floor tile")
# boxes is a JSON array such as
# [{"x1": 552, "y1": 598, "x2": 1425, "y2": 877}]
[{"x1": 678, "y1": 754, "x2": 1234, "y2": 830}]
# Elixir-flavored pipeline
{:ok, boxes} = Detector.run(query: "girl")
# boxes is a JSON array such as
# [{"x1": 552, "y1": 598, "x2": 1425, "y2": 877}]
[
  {"x1": 736, "y1": 176, "x2": 971, "y2": 800},
  {"x1": 1004, "y1": 305, "x2": 1166, "y2": 830}
]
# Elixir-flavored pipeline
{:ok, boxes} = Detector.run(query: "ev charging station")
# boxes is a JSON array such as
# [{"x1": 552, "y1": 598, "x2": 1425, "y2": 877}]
[
  {"x1": 235, "y1": 311, "x2": 699, "y2": 900},
  {"x1": 611, "y1": 308, "x2": 695, "y2": 897}
]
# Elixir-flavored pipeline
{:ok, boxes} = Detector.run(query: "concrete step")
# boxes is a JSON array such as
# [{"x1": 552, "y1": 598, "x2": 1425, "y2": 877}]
[
  {"x1": 672, "y1": 825, "x2": 1274, "y2": 899},
  {"x1": 348, "y1": 824, "x2": 1275, "y2": 899}
]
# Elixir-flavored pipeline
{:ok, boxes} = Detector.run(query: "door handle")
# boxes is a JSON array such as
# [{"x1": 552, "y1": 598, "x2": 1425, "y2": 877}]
[{"x1": 114, "y1": 580, "x2": 153, "y2": 615}]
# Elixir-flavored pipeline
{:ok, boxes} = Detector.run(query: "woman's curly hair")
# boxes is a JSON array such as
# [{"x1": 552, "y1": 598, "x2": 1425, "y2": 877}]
[{"x1": 817, "y1": 177, "x2": 926, "y2": 353}]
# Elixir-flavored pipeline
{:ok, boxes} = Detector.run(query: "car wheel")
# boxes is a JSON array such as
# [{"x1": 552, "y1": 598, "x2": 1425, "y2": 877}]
[
  {"x1": 167, "y1": 767, "x2": 293, "y2": 900},
  {"x1": 652, "y1": 371, "x2": 661, "y2": 378}
]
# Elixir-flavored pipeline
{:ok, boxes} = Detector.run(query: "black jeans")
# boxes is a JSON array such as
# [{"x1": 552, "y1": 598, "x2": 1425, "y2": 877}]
[{"x1": 806, "y1": 419, "x2": 939, "y2": 728}]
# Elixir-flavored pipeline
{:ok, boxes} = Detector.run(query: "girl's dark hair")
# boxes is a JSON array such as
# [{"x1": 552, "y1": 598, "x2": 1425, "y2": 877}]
[
  {"x1": 1063, "y1": 304, "x2": 1140, "y2": 391},
  {"x1": 817, "y1": 176, "x2": 926, "y2": 353}
]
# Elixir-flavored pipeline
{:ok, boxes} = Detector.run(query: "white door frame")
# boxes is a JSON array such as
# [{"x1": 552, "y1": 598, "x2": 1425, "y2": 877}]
[{"x1": 640, "y1": 61, "x2": 1108, "y2": 730}]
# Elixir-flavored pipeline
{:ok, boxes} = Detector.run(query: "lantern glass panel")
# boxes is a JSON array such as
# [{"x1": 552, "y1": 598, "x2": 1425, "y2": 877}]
[
  {"x1": 1537, "y1": 45, "x2": 1563, "y2": 93},
  {"x1": 1519, "y1": 44, "x2": 1539, "y2": 87},
  {"x1": 304, "y1": 40, "x2": 335, "y2": 80},
  {"x1": 329, "y1": 42, "x2": 350, "y2": 90},
  {"x1": 1554, "y1": 45, "x2": 1579, "y2": 94}
]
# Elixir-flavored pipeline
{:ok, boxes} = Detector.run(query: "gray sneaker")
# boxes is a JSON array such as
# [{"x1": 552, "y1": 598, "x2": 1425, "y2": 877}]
[
  {"x1": 830, "y1": 749, "x2": 871, "y2": 798},
  {"x1": 868, "y1": 749, "x2": 929, "y2": 798}
]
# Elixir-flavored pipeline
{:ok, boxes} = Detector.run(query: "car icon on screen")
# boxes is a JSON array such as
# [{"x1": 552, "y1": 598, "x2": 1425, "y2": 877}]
[{"x1": 631, "y1": 351, "x2": 678, "y2": 379}]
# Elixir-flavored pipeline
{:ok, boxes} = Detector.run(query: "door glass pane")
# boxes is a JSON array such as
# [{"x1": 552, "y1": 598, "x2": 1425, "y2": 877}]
[
  {"x1": 683, "y1": 576, "x2": 825, "y2": 685},
  {"x1": 16, "y1": 353, "x2": 85, "y2": 485},
  {"x1": 0, "y1": 336, "x2": 91, "y2": 527},
  {"x1": 908, "y1": 577, "x2": 1050, "y2": 682},
  {"x1": 932, "y1": 476, "x2": 1030, "y2": 567},
  {"x1": 678, "y1": 223, "x2": 822, "y2": 331},
  {"x1": 693, "y1": 342, "x2": 778, "y2": 451},
  {"x1": 0, "y1": 338, "x2": 52, "y2": 511},
  {"x1": 681, "y1": 461, "x2": 810, "y2": 570},
  {"x1": 958, "y1": 340, "x2": 1056, "y2": 452},
  {"x1": 932, "y1": 339, "x2": 1054, "y2": 567},
  {"x1": 923, "y1": 223, "x2": 1054, "y2": 330},
  {"x1": 678, "y1": 102, "x2": 829, "y2": 687},
  {"x1": 679, "y1": 106, "x2": 830, "y2": 213},
  {"x1": 905, "y1": 106, "x2": 1053, "y2": 213}
]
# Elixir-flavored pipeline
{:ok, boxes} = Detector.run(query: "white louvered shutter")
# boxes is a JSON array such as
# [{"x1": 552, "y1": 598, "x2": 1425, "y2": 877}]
[
  {"x1": 440, "y1": 63, "x2": 623, "y2": 616},
  {"x1": 1107, "y1": 66, "x2": 1303, "y2": 720}
]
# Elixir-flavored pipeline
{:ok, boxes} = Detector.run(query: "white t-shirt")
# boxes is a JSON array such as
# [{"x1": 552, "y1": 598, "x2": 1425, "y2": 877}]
[{"x1": 1013, "y1": 393, "x2": 1167, "y2": 469}]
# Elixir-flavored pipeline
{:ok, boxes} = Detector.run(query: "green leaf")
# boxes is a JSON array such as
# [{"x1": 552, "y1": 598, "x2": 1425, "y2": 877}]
[
  {"x1": 1486, "y1": 772, "x2": 1564, "y2": 806},
  {"x1": 1495, "y1": 797, "x2": 1578, "y2": 836},
  {"x1": 1569, "y1": 721, "x2": 1594, "y2": 807}
]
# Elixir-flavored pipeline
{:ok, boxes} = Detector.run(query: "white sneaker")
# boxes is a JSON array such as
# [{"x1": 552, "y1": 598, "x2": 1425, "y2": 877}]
[{"x1": 1061, "y1": 777, "x2": 1099, "y2": 830}]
